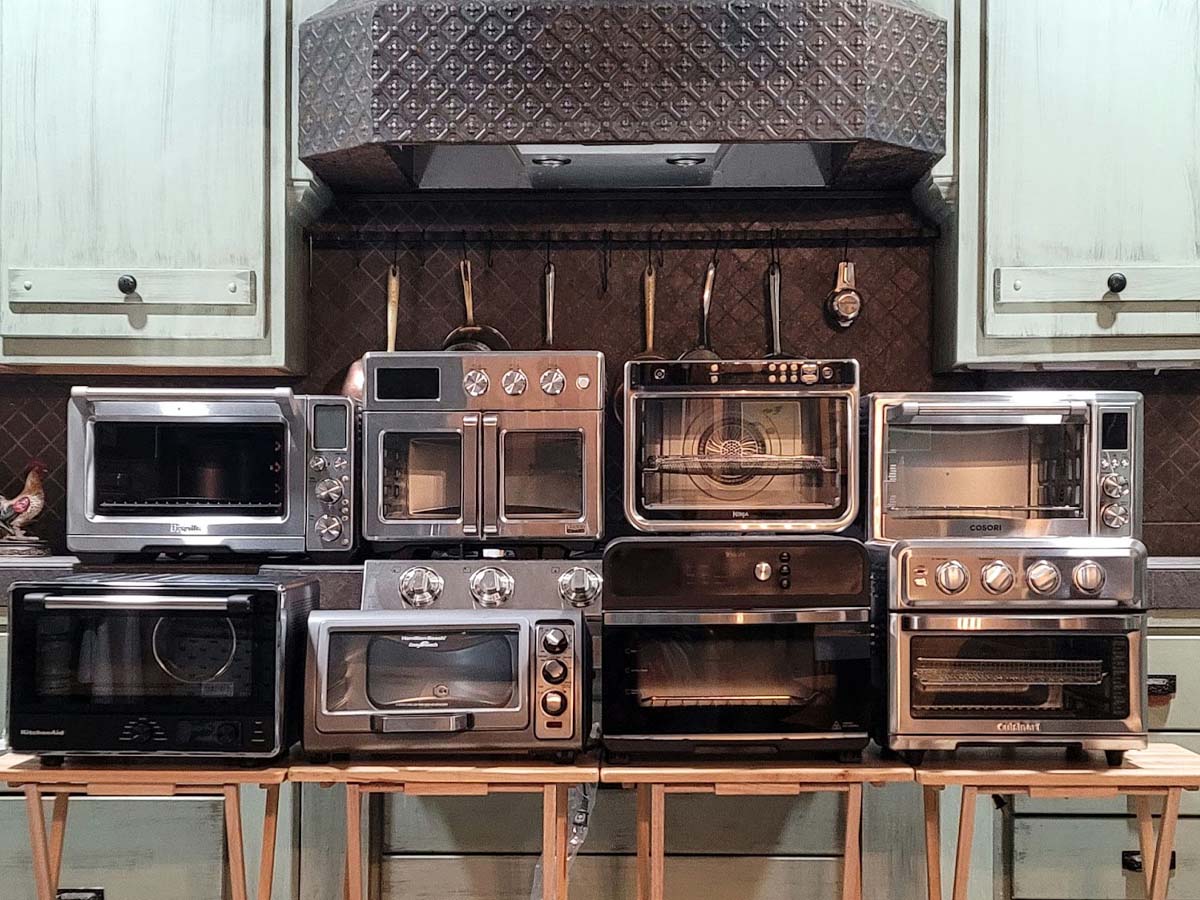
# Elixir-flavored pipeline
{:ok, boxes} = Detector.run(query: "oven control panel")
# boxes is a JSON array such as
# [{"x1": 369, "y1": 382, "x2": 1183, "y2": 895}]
[
  {"x1": 305, "y1": 395, "x2": 356, "y2": 552},
  {"x1": 628, "y1": 358, "x2": 858, "y2": 388},
  {"x1": 1098, "y1": 406, "x2": 1136, "y2": 536},
  {"x1": 361, "y1": 559, "x2": 602, "y2": 612},
  {"x1": 534, "y1": 622, "x2": 575, "y2": 740},
  {"x1": 894, "y1": 540, "x2": 1146, "y2": 608}
]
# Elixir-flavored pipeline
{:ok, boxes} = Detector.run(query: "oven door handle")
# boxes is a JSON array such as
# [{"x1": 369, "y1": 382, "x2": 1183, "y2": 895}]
[
  {"x1": 29, "y1": 594, "x2": 254, "y2": 613},
  {"x1": 481, "y1": 413, "x2": 500, "y2": 537},
  {"x1": 605, "y1": 608, "x2": 870, "y2": 626},
  {"x1": 888, "y1": 400, "x2": 1089, "y2": 425},
  {"x1": 371, "y1": 714, "x2": 474, "y2": 734},
  {"x1": 899, "y1": 613, "x2": 1142, "y2": 632},
  {"x1": 462, "y1": 413, "x2": 480, "y2": 537}
]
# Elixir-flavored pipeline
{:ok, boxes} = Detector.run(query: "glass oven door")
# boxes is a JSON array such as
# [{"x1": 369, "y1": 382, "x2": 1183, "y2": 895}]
[
  {"x1": 894, "y1": 614, "x2": 1144, "y2": 737},
  {"x1": 487, "y1": 411, "x2": 602, "y2": 540},
  {"x1": 602, "y1": 610, "x2": 871, "y2": 742},
  {"x1": 630, "y1": 391, "x2": 854, "y2": 529},
  {"x1": 8, "y1": 589, "x2": 278, "y2": 753},
  {"x1": 363, "y1": 412, "x2": 480, "y2": 541},
  {"x1": 880, "y1": 402, "x2": 1093, "y2": 538}
]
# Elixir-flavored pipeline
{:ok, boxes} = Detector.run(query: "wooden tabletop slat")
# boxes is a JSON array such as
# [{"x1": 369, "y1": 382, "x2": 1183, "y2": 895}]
[
  {"x1": 0, "y1": 754, "x2": 288, "y2": 787},
  {"x1": 914, "y1": 744, "x2": 1200, "y2": 789},
  {"x1": 599, "y1": 756, "x2": 915, "y2": 786},
  {"x1": 288, "y1": 758, "x2": 602, "y2": 785}
]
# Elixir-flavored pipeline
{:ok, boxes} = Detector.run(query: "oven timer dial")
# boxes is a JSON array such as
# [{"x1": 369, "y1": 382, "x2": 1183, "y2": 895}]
[
  {"x1": 399, "y1": 566, "x2": 444, "y2": 608},
  {"x1": 1102, "y1": 504, "x2": 1129, "y2": 530},
  {"x1": 1100, "y1": 473, "x2": 1130, "y2": 499},
  {"x1": 1072, "y1": 560, "x2": 1106, "y2": 594},
  {"x1": 470, "y1": 566, "x2": 514, "y2": 607},
  {"x1": 314, "y1": 515, "x2": 342, "y2": 543},
  {"x1": 542, "y1": 628, "x2": 569, "y2": 654},
  {"x1": 501, "y1": 368, "x2": 528, "y2": 396},
  {"x1": 1026, "y1": 560, "x2": 1062, "y2": 595},
  {"x1": 541, "y1": 691, "x2": 567, "y2": 716},
  {"x1": 463, "y1": 368, "x2": 490, "y2": 397},
  {"x1": 934, "y1": 560, "x2": 969, "y2": 594},
  {"x1": 558, "y1": 567, "x2": 601, "y2": 607},
  {"x1": 540, "y1": 367, "x2": 566, "y2": 395},
  {"x1": 315, "y1": 477, "x2": 343, "y2": 503},
  {"x1": 980, "y1": 560, "x2": 1015, "y2": 594}
]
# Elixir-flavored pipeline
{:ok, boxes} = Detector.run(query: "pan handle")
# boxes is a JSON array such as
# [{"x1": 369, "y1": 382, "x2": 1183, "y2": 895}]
[
  {"x1": 644, "y1": 264, "x2": 656, "y2": 353},
  {"x1": 768, "y1": 260, "x2": 782, "y2": 356},
  {"x1": 544, "y1": 262, "x2": 555, "y2": 346},
  {"x1": 460, "y1": 259, "x2": 475, "y2": 327},
  {"x1": 387, "y1": 263, "x2": 400, "y2": 352},
  {"x1": 701, "y1": 259, "x2": 716, "y2": 346}
]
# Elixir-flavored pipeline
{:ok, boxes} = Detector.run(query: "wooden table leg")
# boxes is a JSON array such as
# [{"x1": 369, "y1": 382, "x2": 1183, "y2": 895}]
[
  {"x1": 345, "y1": 784, "x2": 364, "y2": 900},
  {"x1": 648, "y1": 784, "x2": 666, "y2": 900},
  {"x1": 1135, "y1": 795, "x2": 1157, "y2": 898},
  {"x1": 1150, "y1": 787, "x2": 1182, "y2": 900},
  {"x1": 951, "y1": 787, "x2": 978, "y2": 900},
  {"x1": 257, "y1": 784, "x2": 280, "y2": 900},
  {"x1": 923, "y1": 787, "x2": 943, "y2": 900},
  {"x1": 49, "y1": 792, "x2": 69, "y2": 894},
  {"x1": 636, "y1": 785, "x2": 651, "y2": 900},
  {"x1": 224, "y1": 785, "x2": 249, "y2": 900},
  {"x1": 542, "y1": 784, "x2": 558, "y2": 900},
  {"x1": 555, "y1": 784, "x2": 570, "y2": 900},
  {"x1": 842, "y1": 783, "x2": 863, "y2": 900},
  {"x1": 23, "y1": 786, "x2": 54, "y2": 900}
]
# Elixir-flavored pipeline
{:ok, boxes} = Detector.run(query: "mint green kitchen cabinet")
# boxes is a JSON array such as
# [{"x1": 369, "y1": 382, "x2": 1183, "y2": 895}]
[
  {"x1": 920, "y1": 0, "x2": 1200, "y2": 369},
  {"x1": 0, "y1": 0, "x2": 321, "y2": 371}
]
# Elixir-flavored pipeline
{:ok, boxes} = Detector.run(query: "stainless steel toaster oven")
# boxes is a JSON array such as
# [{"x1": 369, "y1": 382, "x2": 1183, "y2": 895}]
[
  {"x1": 867, "y1": 391, "x2": 1143, "y2": 542},
  {"x1": 67, "y1": 387, "x2": 357, "y2": 556},
  {"x1": 624, "y1": 359, "x2": 859, "y2": 532},
  {"x1": 304, "y1": 608, "x2": 588, "y2": 756}
]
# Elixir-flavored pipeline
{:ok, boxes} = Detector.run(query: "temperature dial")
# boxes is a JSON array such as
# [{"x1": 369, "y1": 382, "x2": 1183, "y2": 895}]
[
  {"x1": 1102, "y1": 504, "x2": 1129, "y2": 530},
  {"x1": 463, "y1": 368, "x2": 490, "y2": 397},
  {"x1": 470, "y1": 566, "x2": 514, "y2": 607},
  {"x1": 541, "y1": 691, "x2": 567, "y2": 716},
  {"x1": 1072, "y1": 560, "x2": 1107, "y2": 594},
  {"x1": 1026, "y1": 560, "x2": 1062, "y2": 595},
  {"x1": 1100, "y1": 473, "x2": 1130, "y2": 499},
  {"x1": 980, "y1": 560, "x2": 1015, "y2": 594},
  {"x1": 558, "y1": 567, "x2": 601, "y2": 607},
  {"x1": 540, "y1": 368, "x2": 566, "y2": 395},
  {"x1": 315, "y1": 478, "x2": 343, "y2": 503},
  {"x1": 934, "y1": 560, "x2": 969, "y2": 594},
  {"x1": 501, "y1": 368, "x2": 528, "y2": 395},
  {"x1": 314, "y1": 515, "x2": 342, "y2": 543},
  {"x1": 309, "y1": 456, "x2": 327, "y2": 472},
  {"x1": 398, "y1": 566, "x2": 444, "y2": 607},
  {"x1": 542, "y1": 628, "x2": 569, "y2": 654},
  {"x1": 542, "y1": 659, "x2": 568, "y2": 684}
]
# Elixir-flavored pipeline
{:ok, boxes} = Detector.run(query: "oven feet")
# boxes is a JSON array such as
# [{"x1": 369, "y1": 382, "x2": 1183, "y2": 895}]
[
  {"x1": 898, "y1": 750, "x2": 927, "y2": 767},
  {"x1": 37, "y1": 756, "x2": 64, "y2": 768},
  {"x1": 1105, "y1": 750, "x2": 1127, "y2": 767}
]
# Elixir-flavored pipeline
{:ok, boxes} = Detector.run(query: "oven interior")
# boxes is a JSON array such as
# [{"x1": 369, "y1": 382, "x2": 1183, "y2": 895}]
[
  {"x1": 884, "y1": 422, "x2": 1086, "y2": 522},
  {"x1": 636, "y1": 396, "x2": 846, "y2": 512},
  {"x1": 92, "y1": 422, "x2": 287, "y2": 517},
  {"x1": 908, "y1": 634, "x2": 1130, "y2": 719},
  {"x1": 501, "y1": 430, "x2": 584, "y2": 518},
  {"x1": 381, "y1": 432, "x2": 463, "y2": 520}
]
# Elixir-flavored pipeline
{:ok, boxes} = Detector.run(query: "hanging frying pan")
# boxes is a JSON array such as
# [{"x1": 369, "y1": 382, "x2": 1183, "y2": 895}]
[
  {"x1": 615, "y1": 253, "x2": 666, "y2": 423},
  {"x1": 680, "y1": 251, "x2": 720, "y2": 361},
  {"x1": 442, "y1": 257, "x2": 511, "y2": 351}
]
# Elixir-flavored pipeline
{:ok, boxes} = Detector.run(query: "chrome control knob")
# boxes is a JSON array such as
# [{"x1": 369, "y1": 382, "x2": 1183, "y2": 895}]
[
  {"x1": 1072, "y1": 560, "x2": 1107, "y2": 594},
  {"x1": 463, "y1": 368, "x2": 490, "y2": 397},
  {"x1": 541, "y1": 691, "x2": 567, "y2": 716},
  {"x1": 470, "y1": 566, "x2": 514, "y2": 607},
  {"x1": 558, "y1": 567, "x2": 602, "y2": 607},
  {"x1": 1100, "y1": 473, "x2": 1130, "y2": 499},
  {"x1": 539, "y1": 367, "x2": 566, "y2": 395},
  {"x1": 542, "y1": 659, "x2": 568, "y2": 684},
  {"x1": 934, "y1": 560, "x2": 969, "y2": 594},
  {"x1": 981, "y1": 560, "x2": 1015, "y2": 594},
  {"x1": 542, "y1": 628, "x2": 569, "y2": 654},
  {"x1": 398, "y1": 566, "x2": 444, "y2": 608},
  {"x1": 309, "y1": 456, "x2": 327, "y2": 472},
  {"x1": 1026, "y1": 560, "x2": 1062, "y2": 595},
  {"x1": 314, "y1": 515, "x2": 342, "y2": 543},
  {"x1": 501, "y1": 368, "x2": 528, "y2": 396},
  {"x1": 1102, "y1": 504, "x2": 1130, "y2": 530},
  {"x1": 315, "y1": 477, "x2": 343, "y2": 503}
]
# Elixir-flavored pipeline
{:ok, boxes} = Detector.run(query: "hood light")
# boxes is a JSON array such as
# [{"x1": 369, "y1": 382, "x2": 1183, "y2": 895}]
[
  {"x1": 531, "y1": 155, "x2": 572, "y2": 167},
  {"x1": 666, "y1": 155, "x2": 706, "y2": 167}
]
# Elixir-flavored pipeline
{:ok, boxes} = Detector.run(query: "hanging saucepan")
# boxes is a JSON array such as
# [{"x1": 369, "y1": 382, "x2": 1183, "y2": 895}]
[
  {"x1": 442, "y1": 256, "x2": 511, "y2": 352},
  {"x1": 341, "y1": 250, "x2": 403, "y2": 400},
  {"x1": 764, "y1": 233, "x2": 788, "y2": 358},
  {"x1": 615, "y1": 241, "x2": 667, "y2": 423},
  {"x1": 680, "y1": 248, "x2": 720, "y2": 361}
]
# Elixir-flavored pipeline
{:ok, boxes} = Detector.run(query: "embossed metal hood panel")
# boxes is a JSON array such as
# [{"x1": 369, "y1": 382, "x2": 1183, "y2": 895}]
[{"x1": 298, "y1": 0, "x2": 947, "y2": 191}]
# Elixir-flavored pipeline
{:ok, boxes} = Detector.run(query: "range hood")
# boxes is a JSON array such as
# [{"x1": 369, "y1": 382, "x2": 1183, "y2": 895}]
[{"x1": 298, "y1": 0, "x2": 947, "y2": 192}]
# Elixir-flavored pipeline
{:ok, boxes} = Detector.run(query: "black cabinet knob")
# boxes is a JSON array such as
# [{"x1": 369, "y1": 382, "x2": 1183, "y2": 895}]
[
  {"x1": 117, "y1": 274, "x2": 138, "y2": 295},
  {"x1": 1107, "y1": 272, "x2": 1127, "y2": 293}
]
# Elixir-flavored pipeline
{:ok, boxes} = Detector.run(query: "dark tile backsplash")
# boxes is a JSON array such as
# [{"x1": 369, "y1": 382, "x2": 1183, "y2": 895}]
[{"x1": 4, "y1": 193, "x2": 1200, "y2": 555}]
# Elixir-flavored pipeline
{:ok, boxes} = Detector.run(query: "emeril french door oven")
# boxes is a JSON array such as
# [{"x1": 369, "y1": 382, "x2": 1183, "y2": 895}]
[{"x1": 362, "y1": 352, "x2": 604, "y2": 543}]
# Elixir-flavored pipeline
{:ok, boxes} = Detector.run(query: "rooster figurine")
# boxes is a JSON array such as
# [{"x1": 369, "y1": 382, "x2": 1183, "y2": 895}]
[{"x1": 0, "y1": 460, "x2": 47, "y2": 544}]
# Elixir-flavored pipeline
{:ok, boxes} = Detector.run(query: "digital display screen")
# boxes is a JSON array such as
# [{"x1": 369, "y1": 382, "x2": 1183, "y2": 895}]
[
  {"x1": 1102, "y1": 412, "x2": 1129, "y2": 450},
  {"x1": 376, "y1": 367, "x2": 441, "y2": 401},
  {"x1": 312, "y1": 403, "x2": 348, "y2": 450}
]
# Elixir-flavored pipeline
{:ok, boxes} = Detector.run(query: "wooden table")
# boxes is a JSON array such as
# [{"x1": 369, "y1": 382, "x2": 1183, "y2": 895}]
[
  {"x1": 0, "y1": 754, "x2": 287, "y2": 900},
  {"x1": 917, "y1": 744, "x2": 1200, "y2": 900},
  {"x1": 600, "y1": 757, "x2": 915, "y2": 900},
  {"x1": 289, "y1": 758, "x2": 601, "y2": 900}
]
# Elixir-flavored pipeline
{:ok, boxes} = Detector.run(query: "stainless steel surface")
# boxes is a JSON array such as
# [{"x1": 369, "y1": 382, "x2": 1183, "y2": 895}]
[
  {"x1": 304, "y1": 608, "x2": 584, "y2": 754},
  {"x1": 362, "y1": 559, "x2": 602, "y2": 613},
  {"x1": 67, "y1": 388, "x2": 356, "y2": 555},
  {"x1": 897, "y1": 613, "x2": 1143, "y2": 632},
  {"x1": 767, "y1": 260, "x2": 783, "y2": 357},
  {"x1": 37, "y1": 594, "x2": 249, "y2": 612},
  {"x1": 867, "y1": 391, "x2": 1143, "y2": 542},
  {"x1": 888, "y1": 538, "x2": 1146, "y2": 609},
  {"x1": 604, "y1": 609, "x2": 871, "y2": 626},
  {"x1": 543, "y1": 261, "x2": 555, "y2": 346}
]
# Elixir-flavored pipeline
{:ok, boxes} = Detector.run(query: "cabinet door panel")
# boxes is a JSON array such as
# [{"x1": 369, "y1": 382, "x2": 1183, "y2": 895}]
[{"x1": 1, "y1": 0, "x2": 268, "y2": 340}]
